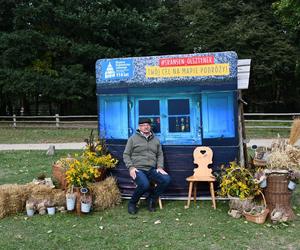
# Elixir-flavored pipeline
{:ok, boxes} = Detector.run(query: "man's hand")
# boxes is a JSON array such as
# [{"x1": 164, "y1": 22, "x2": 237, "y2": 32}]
[
  {"x1": 130, "y1": 167, "x2": 138, "y2": 179},
  {"x1": 157, "y1": 167, "x2": 168, "y2": 175}
]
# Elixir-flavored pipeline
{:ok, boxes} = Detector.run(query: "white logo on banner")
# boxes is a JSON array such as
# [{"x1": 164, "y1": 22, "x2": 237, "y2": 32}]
[{"x1": 104, "y1": 62, "x2": 115, "y2": 79}]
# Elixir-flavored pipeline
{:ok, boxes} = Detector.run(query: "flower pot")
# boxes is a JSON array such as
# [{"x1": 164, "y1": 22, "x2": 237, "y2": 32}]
[
  {"x1": 228, "y1": 196, "x2": 254, "y2": 212},
  {"x1": 26, "y1": 209, "x2": 35, "y2": 217},
  {"x1": 47, "y1": 207, "x2": 56, "y2": 215},
  {"x1": 81, "y1": 202, "x2": 92, "y2": 213},
  {"x1": 260, "y1": 179, "x2": 267, "y2": 188},
  {"x1": 94, "y1": 167, "x2": 107, "y2": 182},
  {"x1": 66, "y1": 197, "x2": 76, "y2": 211},
  {"x1": 288, "y1": 180, "x2": 297, "y2": 191}
]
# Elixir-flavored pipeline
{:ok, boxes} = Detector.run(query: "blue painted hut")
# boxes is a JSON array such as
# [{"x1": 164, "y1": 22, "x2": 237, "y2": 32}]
[{"x1": 95, "y1": 51, "x2": 249, "y2": 198}]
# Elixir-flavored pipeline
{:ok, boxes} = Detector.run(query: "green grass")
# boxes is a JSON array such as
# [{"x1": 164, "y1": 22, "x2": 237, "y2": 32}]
[
  {"x1": 245, "y1": 121, "x2": 291, "y2": 139},
  {"x1": 0, "y1": 151, "x2": 300, "y2": 249},
  {"x1": 0, "y1": 150, "x2": 80, "y2": 184},
  {"x1": 0, "y1": 126, "x2": 291, "y2": 144},
  {"x1": 0, "y1": 128, "x2": 94, "y2": 143}
]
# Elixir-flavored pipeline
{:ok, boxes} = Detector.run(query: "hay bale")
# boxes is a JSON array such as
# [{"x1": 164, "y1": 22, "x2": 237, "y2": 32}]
[
  {"x1": 91, "y1": 177, "x2": 121, "y2": 211},
  {"x1": 0, "y1": 184, "x2": 28, "y2": 219},
  {"x1": 25, "y1": 184, "x2": 66, "y2": 206},
  {"x1": 52, "y1": 189, "x2": 66, "y2": 207},
  {"x1": 26, "y1": 184, "x2": 55, "y2": 202},
  {"x1": 0, "y1": 183, "x2": 66, "y2": 219}
]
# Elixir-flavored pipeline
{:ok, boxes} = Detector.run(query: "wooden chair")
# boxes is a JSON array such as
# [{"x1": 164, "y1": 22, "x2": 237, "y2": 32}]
[
  {"x1": 185, "y1": 146, "x2": 216, "y2": 209},
  {"x1": 135, "y1": 182, "x2": 163, "y2": 209}
]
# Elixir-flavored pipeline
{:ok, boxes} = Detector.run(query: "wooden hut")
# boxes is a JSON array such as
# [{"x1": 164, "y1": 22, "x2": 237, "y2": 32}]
[{"x1": 95, "y1": 51, "x2": 250, "y2": 198}]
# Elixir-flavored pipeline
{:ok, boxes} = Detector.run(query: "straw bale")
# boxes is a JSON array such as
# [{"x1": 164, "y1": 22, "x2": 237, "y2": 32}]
[
  {"x1": 0, "y1": 183, "x2": 66, "y2": 219},
  {"x1": 0, "y1": 184, "x2": 28, "y2": 219},
  {"x1": 91, "y1": 177, "x2": 121, "y2": 211},
  {"x1": 52, "y1": 189, "x2": 66, "y2": 207},
  {"x1": 26, "y1": 184, "x2": 55, "y2": 202}
]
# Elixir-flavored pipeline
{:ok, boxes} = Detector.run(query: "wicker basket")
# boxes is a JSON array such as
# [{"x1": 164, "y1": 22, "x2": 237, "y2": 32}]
[
  {"x1": 252, "y1": 158, "x2": 267, "y2": 167},
  {"x1": 52, "y1": 164, "x2": 67, "y2": 190},
  {"x1": 243, "y1": 191, "x2": 269, "y2": 224},
  {"x1": 264, "y1": 173, "x2": 295, "y2": 220}
]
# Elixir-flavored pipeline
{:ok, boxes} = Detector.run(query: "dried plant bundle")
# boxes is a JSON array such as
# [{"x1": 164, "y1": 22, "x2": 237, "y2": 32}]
[
  {"x1": 267, "y1": 138, "x2": 300, "y2": 170},
  {"x1": 289, "y1": 118, "x2": 300, "y2": 145}
]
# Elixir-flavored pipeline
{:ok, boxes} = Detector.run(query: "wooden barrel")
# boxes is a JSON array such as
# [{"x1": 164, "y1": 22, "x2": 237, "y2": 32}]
[{"x1": 264, "y1": 174, "x2": 295, "y2": 220}]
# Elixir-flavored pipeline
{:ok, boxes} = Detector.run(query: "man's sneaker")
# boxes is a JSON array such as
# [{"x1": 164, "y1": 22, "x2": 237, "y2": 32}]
[
  {"x1": 128, "y1": 202, "x2": 138, "y2": 214},
  {"x1": 147, "y1": 198, "x2": 156, "y2": 212}
]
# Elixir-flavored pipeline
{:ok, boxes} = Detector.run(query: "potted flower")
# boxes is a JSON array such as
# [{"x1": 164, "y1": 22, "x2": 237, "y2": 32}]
[
  {"x1": 65, "y1": 158, "x2": 100, "y2": 188},
  {"x1": 219, "y1": 161, "x2": 261, "y2": 214},
  {"x1": 82, "y1": 131, "x2": 119, "y2": 181},
  {"x1": 219, "y1": 161, "x2": 261, "y2": 200}
]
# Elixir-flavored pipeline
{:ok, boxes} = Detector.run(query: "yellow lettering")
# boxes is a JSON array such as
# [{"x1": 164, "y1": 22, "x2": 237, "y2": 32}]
[{"x1": 146, "y1": 64, "x2": 229, "y2": 78}]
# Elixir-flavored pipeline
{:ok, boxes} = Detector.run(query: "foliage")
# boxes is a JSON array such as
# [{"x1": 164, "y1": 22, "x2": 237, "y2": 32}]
[
  {"x1": 82, "y1": 150, "x2": 118, "y2": 169},
  {"x1": 65, "y1": 157, "x2": 99, "y2": 188},
  {"x1": 178, "y1": 0, "x2": 299, "y2": 112},
  {"x1": 83, "y1": 130, "x2": 118, "y2": 169},
  {"x1": 0, "y1": 0, "x2": 299, "y2": 114},
  {"x1": 273, "y1": 0, "x2": 300, "y2": 32},
  {"x1": 219, "y1": 161, "x2": 260, "y2": 199}
]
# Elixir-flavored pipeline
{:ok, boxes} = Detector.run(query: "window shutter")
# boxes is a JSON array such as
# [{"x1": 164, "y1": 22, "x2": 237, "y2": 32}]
[{"x1": 202, "y1": 92, "x2": 235, "y2": 138}]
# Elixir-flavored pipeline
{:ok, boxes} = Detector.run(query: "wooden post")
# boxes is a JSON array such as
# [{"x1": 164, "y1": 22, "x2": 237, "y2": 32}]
[
  {"x1": 13, "y1": 114, "x2": 16, "y2": 128},
  {"x1": 238, "y1": 91, "x2": 245, "y2": 167},
  {"x1": 55, "y1": 114, "x2": 60, "y2": 128}
]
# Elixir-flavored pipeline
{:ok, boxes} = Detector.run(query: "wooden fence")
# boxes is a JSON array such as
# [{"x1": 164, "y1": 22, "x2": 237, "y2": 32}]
[
  {"x1": 0, "y1": 114, "x2": 98, "y2": 129},
  {"x1": 0, "y1": 113, "x2": 299, "y2": 129},
  {"x1": 244, "y1": 113, "x2": 300, "y2": 129}
]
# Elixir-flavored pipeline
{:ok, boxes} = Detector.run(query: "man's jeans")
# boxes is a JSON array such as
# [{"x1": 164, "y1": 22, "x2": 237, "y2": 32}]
[{"x1": 130, "y1": 167, "x2": 171, "y2": 204}]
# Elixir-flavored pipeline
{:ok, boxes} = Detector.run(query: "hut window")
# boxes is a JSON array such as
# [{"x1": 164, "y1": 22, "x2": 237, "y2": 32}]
[
  {"x1": 138, "y1": 100, "x2": 161, "y2": 133},
  {"x1": 167, "y1": 99, "x2": 190, "y2": 133}
]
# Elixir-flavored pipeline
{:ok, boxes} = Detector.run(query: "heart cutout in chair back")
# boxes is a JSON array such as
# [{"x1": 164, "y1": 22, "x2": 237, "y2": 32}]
[{"x1": 200, "y1": 150, "x2": 206, "y2": 155}]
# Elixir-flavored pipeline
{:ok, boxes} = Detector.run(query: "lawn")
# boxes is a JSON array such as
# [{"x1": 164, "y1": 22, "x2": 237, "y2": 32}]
[
  {"x1": 0, "y1": 150, "x2": 300, "y2": 249},
  {"x1": 0, "y1": 125, "x2": 291, "y2": 144},
  {"x1": 245, "y1": 121, "x2": 291, "y2": 139},
  {"x1": 0, "y1": 128, "x2": 93, "y2": 143}
]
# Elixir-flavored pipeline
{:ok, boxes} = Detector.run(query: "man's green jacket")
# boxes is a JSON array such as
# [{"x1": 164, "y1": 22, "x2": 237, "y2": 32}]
[{"x1": 123, "y1": 130, "x2": 164, "y2": 171}]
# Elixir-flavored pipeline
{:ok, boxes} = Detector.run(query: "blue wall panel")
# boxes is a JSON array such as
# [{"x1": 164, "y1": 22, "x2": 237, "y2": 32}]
[
  {"x1": 202, "y1": 92, "x2": 235, "y2": 138},
  {"x1": 99, "y1": 95, "x2": 128, "y2": 139}
]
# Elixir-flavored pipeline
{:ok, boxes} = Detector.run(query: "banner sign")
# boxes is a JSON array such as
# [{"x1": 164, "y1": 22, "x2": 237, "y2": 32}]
[
  {"x1": 146, "y1": 64, "x2": 229, "y2": 78},
  {"x1": 159, "y1": 55, "x2": 214, "y2": 67},
  {"x1": 96, "y1": 51, "x2": 237, "y2": 87},
  {"x1": 101, "y1": 59, "x2": 133, "y2": 81}
]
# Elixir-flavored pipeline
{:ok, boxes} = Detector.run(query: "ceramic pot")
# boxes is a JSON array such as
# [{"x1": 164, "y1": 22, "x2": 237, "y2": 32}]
[
  {"x1": 66, "y1": 197, "x2": 76, "y2": 211},
  {"x1": 260, "y1": 179, "x2": 267, "y2": 188},
  {"x1": 81, "y1": 202, "x2": 91, "y2": 213},
  {"x1": 26, "y1": 209, "x2": 34, "y2": 217},
  {"x1": 47, "y1": 207, "x2": 56, "y2": 215},
  {"x1": 288, "y1": 180, "x2": 296, "y2": 191}
]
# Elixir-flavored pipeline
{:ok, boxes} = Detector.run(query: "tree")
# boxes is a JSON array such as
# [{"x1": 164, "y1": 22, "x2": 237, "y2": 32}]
[
  {"x1": 0, "y1": 0, "x2": 164, "y2": 115},
  {"x1": 178, "y1": 0, "x2": 299, "y2": 111}
]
